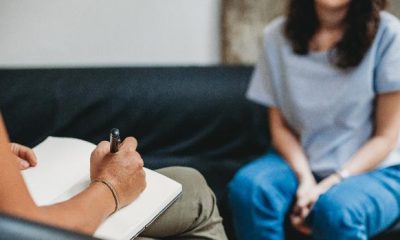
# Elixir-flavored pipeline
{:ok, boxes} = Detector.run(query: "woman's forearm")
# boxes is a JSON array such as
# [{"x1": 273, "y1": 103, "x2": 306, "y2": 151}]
[
  {"x1": 316, "y1": 135, "x2": 397, "y2": 192},
  {"x1": 341, "y1": 92, "x2": 400, "y2": 176},
  {"x1": 342, "y1": 135, "x2": 397, "y2": 175},
  {"x1": 269, "y1": 108, "x2": 313, "y2": 181},
  {"x1": 272, "y1": 126, "x2": 313, "y2": 180}
]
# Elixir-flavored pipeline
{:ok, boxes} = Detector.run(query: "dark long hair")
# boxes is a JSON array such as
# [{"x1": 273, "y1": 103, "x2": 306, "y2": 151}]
[{"x1": 285, "y1": 0, "x2": 387, "y2": 69}]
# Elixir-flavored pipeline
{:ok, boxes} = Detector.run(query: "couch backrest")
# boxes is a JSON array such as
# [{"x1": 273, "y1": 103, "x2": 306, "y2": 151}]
[{"x1": 0, "y1": 66, "x2": 269, "y2": 162}]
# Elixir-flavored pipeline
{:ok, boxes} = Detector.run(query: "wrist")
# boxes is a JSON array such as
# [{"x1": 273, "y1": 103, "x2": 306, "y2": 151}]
[
  {"x1": 90, "y1": 180, "x2": 119, "y2": 216},
  {"x1": 297, "y1": 172, "x2": 315, "y2": 184},
  {"x1": 318, "y1": 174, "x2": 341, "y2": 193}
]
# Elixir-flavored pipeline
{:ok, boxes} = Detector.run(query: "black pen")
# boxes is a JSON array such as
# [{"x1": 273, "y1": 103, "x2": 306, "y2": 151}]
[{"x1": 110, "y1": 128, "x2": 121, "y2": 153}]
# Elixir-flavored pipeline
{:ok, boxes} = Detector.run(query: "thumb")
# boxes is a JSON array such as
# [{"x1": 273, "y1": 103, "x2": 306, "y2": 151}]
[
  {"x1": 11, "y1": 143, "x2": 38, "y2": 167},
  {"x1": 18, "y1": 158, "x2": 30, "y2": 170},
  {"x1": 297, "y1": 196, "x2": 309, "y2": 208}
]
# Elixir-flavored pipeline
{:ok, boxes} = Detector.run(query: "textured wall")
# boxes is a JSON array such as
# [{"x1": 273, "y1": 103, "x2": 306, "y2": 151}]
[
  {"x1": 222, "y1": 0, "x2": 400, "y2": 64},
  {"x1": 222, "y1": 0, "x2": 286, "y2": 64},
  {"x1": 391, "y1": 0, "x2": 400, "y2": 16}
]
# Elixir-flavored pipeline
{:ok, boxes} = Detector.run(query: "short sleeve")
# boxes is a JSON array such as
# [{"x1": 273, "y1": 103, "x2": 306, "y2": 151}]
[
  {"x1": 375, "y1": 17, "x2": 400, "y2": 94},
  {"x1": 246, "y1": 49, "x2": 277, "y2": 107}
]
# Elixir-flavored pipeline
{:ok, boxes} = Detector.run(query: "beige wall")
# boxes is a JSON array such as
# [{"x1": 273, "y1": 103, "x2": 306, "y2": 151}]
[
  {"x1": 0, "y1": 0, "x2": 222, "y2": 67},
  {"x1": 222, "y1": 0, "x2": 400, "y2": 65}
]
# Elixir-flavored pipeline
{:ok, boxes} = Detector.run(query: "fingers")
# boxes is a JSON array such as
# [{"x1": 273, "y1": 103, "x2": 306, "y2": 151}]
[
  {"x1": 294, "y1": 197, "x2": 312, "y2": 218},
  {"x1": 119, "y1": 137, "x2": 143, "y2": 167},
  {"x1": 293, "y1": 192, "x2": 309, "y2": 215},
  {"x1": 290, "y1": 207, "x2": 311, "y2": 235},
  {"x1": 97, "y1": 141, "x2": 110, "y2": 152},
  {"x1": 293, "y1": 203, "x2": 308, "y2": 220},
  {"x1": 11, "y1": 143, "x2": 38, "y2": 167},
  {"x1": 19, "y1": 159, "x2": 30, "y2": 170},
  {"x1": 91, "y1": 141, "x2": 110, "y2": 163},
  {"x1": 300, "y1": 205, "x2": 311, "y2": 219},
  {"x1": 292, "y1": 194, "x2": 313, "y2": 230},
  {"x1": 119, "y1": 137, "x2": 138, "y2": 152},
  {"x1": 95, "y1": 137, "x2": 138, "y2": 154},
  {"x1": 93, "y1": 137, "x2": 141, "y2": 159},
  {"x1": 137, "y1": 154, "x2": 144, "y2": 167},
  {"x1": 294, "y1": 187, "x2": 321, "y2": 218},
  {"x1": 19, "y1": 145, "x2": 38, "y2": 166},
  {"x1": 290, "y1": 214, "x2": 312, "y2": 235},
  {"x1": 291, "y1": 190, "x2": 321, "y2": 236},
  {"x1": 94, "y1": 138, "x2": 143, "y2": 166},
  {"x1": 296, "y1": 197, "x2": 308, "y2": 209}
]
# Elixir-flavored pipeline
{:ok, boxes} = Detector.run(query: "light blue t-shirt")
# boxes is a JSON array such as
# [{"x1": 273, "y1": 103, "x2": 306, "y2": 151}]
[{"x1": 247, "y1": 12, "x2": 400, "y2": 173}]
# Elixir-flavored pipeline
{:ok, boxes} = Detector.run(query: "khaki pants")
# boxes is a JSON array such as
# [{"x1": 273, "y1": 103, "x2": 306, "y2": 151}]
[{"x1": 137, "y1": 167, "x2": 228, "y2": 240}]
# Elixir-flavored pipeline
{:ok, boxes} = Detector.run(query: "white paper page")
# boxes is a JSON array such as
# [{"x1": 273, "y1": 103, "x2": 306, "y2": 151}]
[
  {"x1": 23, "y1": 137, "x2": 182, "y2": 240},
  {"x1": 22, "y1": 137, "x2": 93, "y2": 205}
]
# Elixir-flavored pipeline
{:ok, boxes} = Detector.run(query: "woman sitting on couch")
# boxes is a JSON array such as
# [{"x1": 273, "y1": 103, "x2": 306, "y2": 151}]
[{"x1": 229, "y1": 0, "x2": 400, "y2": 239}]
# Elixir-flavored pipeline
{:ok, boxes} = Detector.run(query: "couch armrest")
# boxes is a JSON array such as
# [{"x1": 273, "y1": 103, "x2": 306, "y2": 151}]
[{"x1": 0, "y1": 213, "x2": 98, "y2": 240}]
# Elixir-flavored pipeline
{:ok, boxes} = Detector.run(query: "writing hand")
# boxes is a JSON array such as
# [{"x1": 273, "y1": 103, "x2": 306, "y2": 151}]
[{"x1": 90, "y1": 137, "x2": 146, "y2": 210}]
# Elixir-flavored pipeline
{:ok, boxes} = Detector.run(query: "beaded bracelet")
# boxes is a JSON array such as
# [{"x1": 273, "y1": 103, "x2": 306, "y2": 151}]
[{"x1": 92, "y1": 179, "x2": 120, "y2": 214}]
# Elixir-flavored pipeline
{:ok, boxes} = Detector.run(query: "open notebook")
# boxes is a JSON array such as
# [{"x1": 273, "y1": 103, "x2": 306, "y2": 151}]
[{"x1": 22, "y1": 137, "x2": 182, "y2": 240}]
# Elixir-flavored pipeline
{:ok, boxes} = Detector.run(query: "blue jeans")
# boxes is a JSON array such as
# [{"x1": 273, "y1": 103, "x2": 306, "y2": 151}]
[{"x1": 228, "y1": 151, "x2": 400, "y2": 240}]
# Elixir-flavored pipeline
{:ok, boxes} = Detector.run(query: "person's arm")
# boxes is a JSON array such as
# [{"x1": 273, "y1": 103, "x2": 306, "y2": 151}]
[
  {"x1": 269, "y1": 107, "x2": 313, "y2": 182},
  {"x1": 319, "y1": 91, "x2": 400, "y2": 189},
  {"x1": 343, "y1": 91, "x2": 400, "y2": 173},
  {"x1": 0, "y1": 114, "x2": 145, "y2": 235},
  {"x1": 269, "y1": 107, "x2": 316, "y2": 234},
  {"x1": 291, "y1": 92, "x2": 400, "y2": 232}
]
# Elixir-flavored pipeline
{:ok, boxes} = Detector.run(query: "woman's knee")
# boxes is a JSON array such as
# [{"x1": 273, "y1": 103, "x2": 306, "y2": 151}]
[
  {"x1": 310, "y1": 194, "x2": 366, "y2": 239},
  {"x1": 228, "y1": 161, "x2": 296, "y2": 213},
  {"x1": 228, "y1": 165, "x2": 257, "y2": 198},
  {"x1": 228, "y1": 164, "x2": 265, "y2": 205},
  {"x1": 229, "y1": 155, "x2": 296, "y2": 198}
]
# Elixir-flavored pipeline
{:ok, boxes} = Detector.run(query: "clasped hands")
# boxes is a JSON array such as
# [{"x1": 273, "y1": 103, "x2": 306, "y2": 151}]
[{"x1": 290, "y1": 174, "x2": 340, "y2": 235}]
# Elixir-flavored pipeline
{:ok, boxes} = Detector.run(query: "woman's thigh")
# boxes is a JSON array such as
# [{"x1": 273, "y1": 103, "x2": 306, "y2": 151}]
[
  {"x1": 228, "y1": 151, "x2": 300, "y2": 238},
  {"x1": 231, "y1": 150, "x2": 298, "y2": 189},
  {"x1": 229, "y1": 150, "x2": 299, "y2": 213},
  {"x1": 309, "y1": 165, "x2": 400, "y2": 238}
]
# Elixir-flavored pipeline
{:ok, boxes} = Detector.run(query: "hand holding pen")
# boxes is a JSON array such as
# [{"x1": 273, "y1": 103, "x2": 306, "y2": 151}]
[{"x1": 89, "y1": 128, "x2": 146, "y2": 214}]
